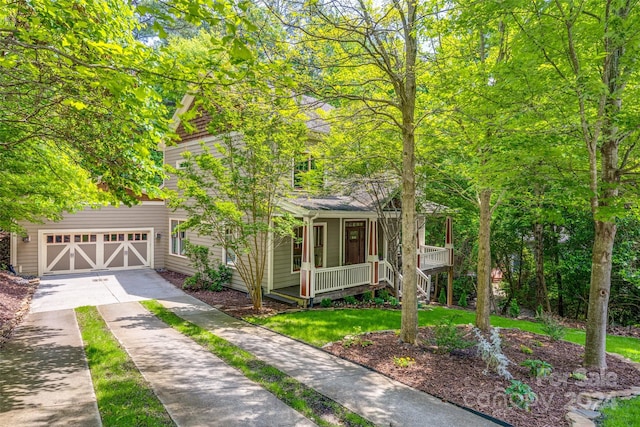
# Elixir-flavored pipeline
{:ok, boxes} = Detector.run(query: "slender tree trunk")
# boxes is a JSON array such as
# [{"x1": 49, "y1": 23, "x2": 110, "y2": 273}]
[
  {"x1": 583, "y1": 2, "x2": 625, "y2": 367},
  {"x1": 534, "y1": 222, "x2": 551, "y2": 312},
  {"x1": 475, "y1": 188, "x2": 492, "y2": 331},
  {"x1": 398, "y1": 0, "x2": 418, "y2": 345},
  {"x1": 554, "y1": 225, "x2": 564, "y2": 317},
  {"x1": 584, "y1": 220, "x2": 616, "y2": 369}
]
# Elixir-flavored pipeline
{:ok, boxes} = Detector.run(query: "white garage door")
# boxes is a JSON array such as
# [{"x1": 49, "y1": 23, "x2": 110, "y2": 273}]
[{"x1": 40, "y1": 229, "x2": 153, "y2": 275}]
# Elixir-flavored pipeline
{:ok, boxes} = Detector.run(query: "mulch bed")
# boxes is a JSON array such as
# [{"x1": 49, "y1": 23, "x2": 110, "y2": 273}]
[
  {"x1": 158, "y1": 269, "x2": 640, "y2": 427},
  {"x1": 157, "y1": 270, "x2": 292, "y2": 318},
  {"x1": 0, "y1": 272, "x2": 38, "y2": 348},
  {"x1": 326, "y1": 327, "x2": 640, "y2": 427}
]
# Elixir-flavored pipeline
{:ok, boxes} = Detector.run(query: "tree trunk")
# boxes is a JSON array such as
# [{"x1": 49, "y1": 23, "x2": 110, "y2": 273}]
[
  {"x1": 584, "y1": 220, "x2": 616, "y2": 369},
  {"x1": 554, "y1": 225, "x2": 564, "y2": 317},
  {"x1": 475, "y1": 188, "x2": 492, "y2": 331},
  {"x1": 534, "y1": 222, "x2": 551, "y2": 312},
  {"x1": 398, "y1": 0, "x2": 418, "y2": 345}
]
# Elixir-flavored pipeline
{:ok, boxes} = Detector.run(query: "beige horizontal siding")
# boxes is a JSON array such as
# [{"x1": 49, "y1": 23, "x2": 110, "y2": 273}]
[{"x1": 17, "y1": 203, "x2": 168, "y2": 276}]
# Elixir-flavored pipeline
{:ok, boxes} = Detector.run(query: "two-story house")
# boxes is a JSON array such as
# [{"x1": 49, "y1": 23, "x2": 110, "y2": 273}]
[{"x1": 10, "y1": 93, "x2": 453, "y2": 306}]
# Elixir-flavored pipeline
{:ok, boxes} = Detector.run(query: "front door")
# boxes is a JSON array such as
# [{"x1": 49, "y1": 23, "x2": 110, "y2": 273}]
[{"x1": 344, "y1": 221, "x2": 366, "y2": 265}]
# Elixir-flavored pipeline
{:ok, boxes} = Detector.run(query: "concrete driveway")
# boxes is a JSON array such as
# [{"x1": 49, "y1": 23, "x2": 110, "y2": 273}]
[{"x1": 31, "y1": 269, "x2": 185, "y2": 313}]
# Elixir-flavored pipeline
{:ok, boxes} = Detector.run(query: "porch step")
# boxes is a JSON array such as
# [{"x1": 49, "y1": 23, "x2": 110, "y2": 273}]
[{"x1": 265, "y1": 291, "x2": 308, "y2": 308}]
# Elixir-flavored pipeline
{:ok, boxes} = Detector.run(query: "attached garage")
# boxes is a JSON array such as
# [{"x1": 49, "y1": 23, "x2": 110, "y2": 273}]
[{"x1": 39, "y1": 229, "x2": 154, "y2": 275}]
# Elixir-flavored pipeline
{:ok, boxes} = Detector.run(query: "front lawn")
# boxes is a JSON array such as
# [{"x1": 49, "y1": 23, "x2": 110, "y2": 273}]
[
  {"x1": 247, "y1": 306, "x2": 640, "y2": 427},
  {"x1": 248, "y1": 306, "x2": 640, "y2": 362}
]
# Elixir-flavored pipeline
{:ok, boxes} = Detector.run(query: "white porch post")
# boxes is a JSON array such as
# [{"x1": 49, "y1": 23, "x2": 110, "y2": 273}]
[
  {"x1": 417, "y1": 215, "x2": 426, "y2": 270},
  {"x1": 445, "y1": 216, "x2": 454, "y2": 306},
  {"x1": 368, "y1": 219, "x2": 379, "y2": 285},
  {"x1": 299, "y1": 216, "x2": 315, "y2": 299}
]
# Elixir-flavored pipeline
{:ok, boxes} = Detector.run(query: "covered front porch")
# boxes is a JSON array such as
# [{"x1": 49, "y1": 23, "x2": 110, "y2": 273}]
[{"x1": 269, "y1": 196, "x2": 454, "y2": 306}]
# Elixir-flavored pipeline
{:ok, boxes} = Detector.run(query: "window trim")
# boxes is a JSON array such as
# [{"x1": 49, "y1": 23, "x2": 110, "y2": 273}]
[
  {"x1": 291, "y1": 222, "x2": 326, "y2": 273},
  {"x1": 223, "y1": 227, "x2": 237, "y2": 267},
  {"x1": 169, "y1": 218, "x2": 187, "y2": 258}
]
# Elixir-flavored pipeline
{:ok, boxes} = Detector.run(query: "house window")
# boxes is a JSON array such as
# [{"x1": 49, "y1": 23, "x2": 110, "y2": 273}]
[
  {"x1": 292, "y1": 224, "x2": 325, "y2": 272},
  {"x1": 170, "y1": 220, "x2": 186, "y2": 256},
  {"x1": 224, "y1": 227, "x2": 237, "y2": 266},
  {"x1": 292, "y1": 227, "x2": 303, "y2": 271},
  {"x1": 293, "y1": 154, "x2": 317, "y2": 189}
]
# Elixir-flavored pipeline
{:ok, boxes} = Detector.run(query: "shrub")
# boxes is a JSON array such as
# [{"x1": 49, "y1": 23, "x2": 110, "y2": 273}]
[
  {"x1": 388, "y1": 297, "x2": 399, "y2": 307},
  {"x1": 473, "y1": 327, "x2": 513, "y2": 380},
  {"x1": 505, "y1": 380, "x2": 537, "y2": 411},
  {"x1": 438, "y1": 289, "x2": 447, "y2": 305},
  {"x1": 362, "y1": 291, "x2": 373, "y2": 302},
  {"x1": 509, "y1": 299, "x2": 520, "y2": 318},
  {"x1": 539, "y1": 313, "x2": 566, "y2": 341},
  {"x1": 520, "y1": 345, "x2": 533, "y2": 355},
  {"x1": 433, "y1": 317, "x2": 475, "y2": 354},
  {"x1": 535, "y1": 305, "x2": 544, "y2": 319},
  {"x1": 458, "y1": 291, "x2": 468, "y2": 308},
  {"x1": 343, "y1": 295, "x2": 357, "y2": 305},
  {"x1": 373, "y1": 297, "x2": 385, "y2": 305},
  {"x1": 393, "y1": 356, "x2": 415, "y2": 368},
  {"x1": 320, "y1": 298, "x2": 332, "y2": 308},
  {"x1": 343, "y1": 326, "x2": 373, "y2": 348},
  {"x1": 182, "y1": 241, "x2": 230, "y2": 291},
  {"x1": 206, "y1": 263, "x2": 232, "y2": 291},
  {"x1": 377, "y1": 288, "x2": 391, "y2": 301},
  {"x1": 183, "y1": 274, "x2": 202, "y2": 290},
  {"x1": 520, "y1": 359, "x2": 553, "y2": 378}
]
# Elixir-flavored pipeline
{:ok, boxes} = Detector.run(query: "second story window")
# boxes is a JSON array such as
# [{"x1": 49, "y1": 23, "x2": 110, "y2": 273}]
[{"x1": 293, "y1": 154, "x2": 317, "y2": 189}]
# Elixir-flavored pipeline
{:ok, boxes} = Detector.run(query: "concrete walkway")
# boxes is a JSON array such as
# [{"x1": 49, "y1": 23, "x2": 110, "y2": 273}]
[
  {"x1": 159, "y1": 295, "x2": 501, "y2": 427},
  {"x1": 1, "y1": 270, "x2": 502, "y2": 426},
  {"x1": 99, "y1": 302, "x2": 314, "y2": 426},
  {"x1": 0, "y1": 309, "x2": 101, "y2": 427}
]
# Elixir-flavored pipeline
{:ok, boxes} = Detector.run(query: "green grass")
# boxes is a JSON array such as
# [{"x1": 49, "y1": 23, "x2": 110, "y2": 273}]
[
  {"x1": 248, "y1": 306, "x2": 640, "y2": 426},
  {"x1": 141, "y1": 300, "x2": 373, "y2": 427},
  {"x1": 600, "y1": 396, "x2": 640, "y2": 427},
  {"x1": 75, "y1": 306, "x2": 174, "y2": 427},
  {"x1": 247, "y1": 306, "x2": 640, "y2": 362}
]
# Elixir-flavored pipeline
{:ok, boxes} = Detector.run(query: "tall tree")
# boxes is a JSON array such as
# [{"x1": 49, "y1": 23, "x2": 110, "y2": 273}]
[
  {"x1": 0, "y1": 0, "x2": 252, "y2": 231},
  {"x1": 508, "y1": 0, "x2": 640, "y2": 369},
  {"x1": 271, "y1": 0, "x2": 437, "y2": 344}
]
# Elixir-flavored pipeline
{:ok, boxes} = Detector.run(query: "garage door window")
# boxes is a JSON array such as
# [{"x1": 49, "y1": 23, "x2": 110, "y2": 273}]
[{"x1": 171, "y1": 220, "x2": 186, "y2": 256}]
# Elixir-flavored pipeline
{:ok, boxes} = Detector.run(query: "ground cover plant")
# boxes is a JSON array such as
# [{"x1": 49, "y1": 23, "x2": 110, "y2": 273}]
[
  {"x1": 246, "y1": 306, "x2": 640, "y2": 426},
  {"x1": 75, "y1": 306, "x2": 174, "y2": 426},
  {"x1": 162, "y1": 271, "x2": 640, "y2": 426},
  {"x1": 141, "y1": 300, "x2": 373, "y2": 427},
  {"x1": 247, "y1": 306, "x2": 640, "y2": 360}
]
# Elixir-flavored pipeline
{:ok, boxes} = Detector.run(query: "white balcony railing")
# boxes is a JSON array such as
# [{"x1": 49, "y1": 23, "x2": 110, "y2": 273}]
[
  {"x1": 418, "y1": 245, "x2": 450, "y2": 270},
  {"x1": 314, "y1": 263, "x2": 371, "y2": 295}
]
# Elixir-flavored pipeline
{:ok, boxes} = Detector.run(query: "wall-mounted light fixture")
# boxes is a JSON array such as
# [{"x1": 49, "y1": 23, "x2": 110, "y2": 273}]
[
  {"x1": 156, "y1": 233, "x2": 162, "y2": 239},
  {"x1": 22, "y1": 235, "x2": 31, "y2": 243}
]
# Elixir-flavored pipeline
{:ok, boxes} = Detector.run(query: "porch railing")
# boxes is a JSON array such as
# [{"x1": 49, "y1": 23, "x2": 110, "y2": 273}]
[
  {"x1": 379, "y1": 260, "x2": 395, "y2": 286},
  {"x1": 314, "y1": 263, "x2": 371, "y2": 295},
  {"x1": 384, "y1": 260, "x2": 431, "y2": 302},
  {"x1": 419, "y1": 245, "x2": 450, "y2": 269}
]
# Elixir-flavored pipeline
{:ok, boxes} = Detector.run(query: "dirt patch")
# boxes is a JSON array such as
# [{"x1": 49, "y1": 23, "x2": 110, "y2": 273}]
[{"x1": 0, "y1": 272, "x2": 38, "y2": 348}]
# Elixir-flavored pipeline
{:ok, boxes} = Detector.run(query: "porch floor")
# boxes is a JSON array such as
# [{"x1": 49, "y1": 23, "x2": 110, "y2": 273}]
[{"x1": 272, "y1": 285, "x2": 299, "y2": 298}]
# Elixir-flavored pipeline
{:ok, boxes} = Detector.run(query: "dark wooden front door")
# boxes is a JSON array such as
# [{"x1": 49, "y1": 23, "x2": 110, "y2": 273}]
[{"x1": 344, "y1": 221, "x2": 366, "y2": 265}]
